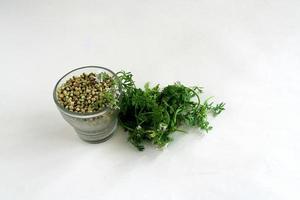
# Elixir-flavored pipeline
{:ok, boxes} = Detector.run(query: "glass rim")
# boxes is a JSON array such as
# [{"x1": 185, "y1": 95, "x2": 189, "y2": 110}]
[{"x1": 53, "y1": 66, "x2": 120, "y2": 118}]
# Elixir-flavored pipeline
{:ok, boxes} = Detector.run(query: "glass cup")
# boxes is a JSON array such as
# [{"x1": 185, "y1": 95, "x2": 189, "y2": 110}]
[{"x1": 53, "y1": 66, "x2": 120, "y2": 143}]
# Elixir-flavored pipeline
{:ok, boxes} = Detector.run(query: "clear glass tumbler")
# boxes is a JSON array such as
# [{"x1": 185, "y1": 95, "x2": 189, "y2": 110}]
[{"x1": 53, "y1": 66, "x2": 120, "y2": 143}]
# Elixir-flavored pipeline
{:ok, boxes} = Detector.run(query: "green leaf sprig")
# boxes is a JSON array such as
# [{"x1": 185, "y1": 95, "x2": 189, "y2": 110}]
[{"x1": 116, "y1": 71, "x2": 225, "y2": 151}]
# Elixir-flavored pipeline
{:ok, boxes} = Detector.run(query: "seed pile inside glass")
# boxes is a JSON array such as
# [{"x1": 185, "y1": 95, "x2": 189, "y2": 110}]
[{"x1": 56, "y1": 72, "x2": 119, "y2": 113}]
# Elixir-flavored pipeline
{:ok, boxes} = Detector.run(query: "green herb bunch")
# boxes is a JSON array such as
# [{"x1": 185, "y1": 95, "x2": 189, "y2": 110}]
[{"x1": 116, "y1": 71, "x2": 225, "y2": 151}]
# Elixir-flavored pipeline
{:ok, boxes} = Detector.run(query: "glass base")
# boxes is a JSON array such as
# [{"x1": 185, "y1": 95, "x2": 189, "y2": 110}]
[
  {"x1": 75, "y1": 119, "x2": 118, "y2": 143},
  {"x1": 79, "y1": 132, "x2": 115, "y2": 144}
]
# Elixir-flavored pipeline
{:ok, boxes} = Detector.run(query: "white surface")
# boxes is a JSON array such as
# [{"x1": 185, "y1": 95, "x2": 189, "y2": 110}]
[{"x1": 0, "y1": 0, "x2": 299, "y2": 199}]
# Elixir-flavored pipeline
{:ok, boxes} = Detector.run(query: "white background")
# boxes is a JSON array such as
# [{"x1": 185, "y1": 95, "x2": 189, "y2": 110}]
[{"x1": 0, "y1": 0, "x2": 299, "y2": 199}]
